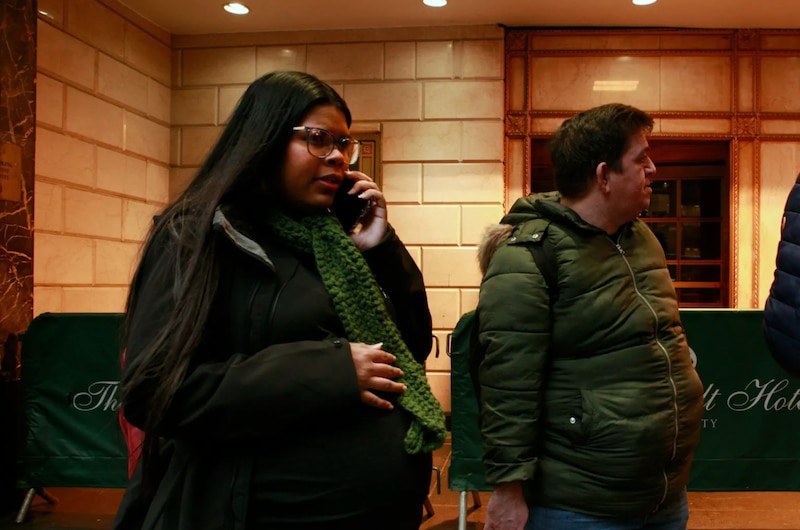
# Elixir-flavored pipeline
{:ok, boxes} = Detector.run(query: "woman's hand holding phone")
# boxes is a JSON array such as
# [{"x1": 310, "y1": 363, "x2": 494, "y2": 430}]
[{"x1": 336, "y1": 171, "x2": 387, "y2": 251}]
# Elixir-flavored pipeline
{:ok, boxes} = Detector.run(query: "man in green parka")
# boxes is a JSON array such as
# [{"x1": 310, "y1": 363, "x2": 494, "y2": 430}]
[{"x1": 476, "y1": 103, "x2": 704, "y2": 530}]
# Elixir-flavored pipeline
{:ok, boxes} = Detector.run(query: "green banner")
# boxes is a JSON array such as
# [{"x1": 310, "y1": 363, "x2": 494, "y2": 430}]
[
  {"x1": 682, "y1": 309, "x2": 800, "y2": 490},
  {"x1": 16, "y1": 313, "x2": 127, "y2": 488},
  {"x1": 449, "y1": 309, "x2": 800, "y2": 493}
]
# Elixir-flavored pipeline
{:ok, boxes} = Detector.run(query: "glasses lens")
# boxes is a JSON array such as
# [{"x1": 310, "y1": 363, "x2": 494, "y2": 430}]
[
  {"x1": 342, "y1": 139, "x2": 361, "y2": 164},
  {"x1": 305, "y1": 128, "x2": 334, "y2": 158}
]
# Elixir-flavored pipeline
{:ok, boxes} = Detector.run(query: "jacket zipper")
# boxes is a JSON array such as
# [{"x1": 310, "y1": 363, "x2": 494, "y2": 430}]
[{"x1": 612, "y1": 235, "x2": 679, "y2": 512}]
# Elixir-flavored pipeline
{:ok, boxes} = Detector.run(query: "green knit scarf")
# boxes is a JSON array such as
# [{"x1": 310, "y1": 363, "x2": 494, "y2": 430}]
[{"x1": 266, "y1": 211, "x2": 446, "y2": 454}]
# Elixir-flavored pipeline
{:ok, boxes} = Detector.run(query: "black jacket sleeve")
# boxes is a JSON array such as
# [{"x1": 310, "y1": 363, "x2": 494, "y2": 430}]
[{"x1": 362, "y1": 225, "x2": 433, "y2": 364}]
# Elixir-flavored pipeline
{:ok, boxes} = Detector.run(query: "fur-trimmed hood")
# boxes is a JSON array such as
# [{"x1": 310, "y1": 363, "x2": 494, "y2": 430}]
[
  {"x1": 478, "y1": 223, "x2": 513, "y2": 275},
  {"x1": 477, "y1": 191, "x2": 564, "y2": 275}
]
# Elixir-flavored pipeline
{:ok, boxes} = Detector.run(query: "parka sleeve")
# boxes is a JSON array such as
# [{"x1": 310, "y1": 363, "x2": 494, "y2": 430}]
[
  {"x1": 361, "y1": 225, "x2": 433, "y2": 364},
  {"x1": 121, "y1": 230, "x2": 362, "y2": 443},
  {"x1": 477, "y1": 242, "x2": 552, "y2": 485}
]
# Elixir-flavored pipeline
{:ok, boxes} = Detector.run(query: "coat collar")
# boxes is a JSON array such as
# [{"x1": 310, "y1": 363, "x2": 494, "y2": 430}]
[{"x1": 212, "y1": 207, "x2": 274, "y2": 270}]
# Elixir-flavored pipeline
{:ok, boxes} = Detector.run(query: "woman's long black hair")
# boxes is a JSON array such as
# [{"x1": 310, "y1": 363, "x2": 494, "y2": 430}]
[{"x1": 121, "y1": 71, "x2": 351, "y2": 492}]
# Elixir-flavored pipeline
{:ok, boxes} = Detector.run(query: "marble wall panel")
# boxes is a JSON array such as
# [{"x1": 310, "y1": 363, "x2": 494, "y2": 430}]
[
  {"x1": 760, "y1": 57, "x2": 800, "y2": 113},
  {"x1": 1, "y1": 0, "x2": 36, "y2": 339},
  {"x1": 530, "y1": 56, "x2": 660, "y2": 111},
  {"x1": 660, "y1": 56, "x2": 731, "y2": 112},
  {"x1": 758, "y1": 142, "x2": 800, "y2": 306}
]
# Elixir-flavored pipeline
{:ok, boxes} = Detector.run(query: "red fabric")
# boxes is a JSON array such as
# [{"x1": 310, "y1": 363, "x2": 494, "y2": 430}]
[{"x1": 119, "y1": 349, "x2": 145, "y2": 479}]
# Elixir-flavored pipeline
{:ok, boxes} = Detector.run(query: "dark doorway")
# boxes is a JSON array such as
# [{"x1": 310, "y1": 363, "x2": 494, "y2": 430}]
[{"x1": 529, "y1": 139, "x2": 730, "y2": 307}]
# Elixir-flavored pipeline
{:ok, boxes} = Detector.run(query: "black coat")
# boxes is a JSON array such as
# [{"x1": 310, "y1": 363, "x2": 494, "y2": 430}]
[
  {"x1": 113, "y1": 207, "x2": 434, "y2": 530},
  {"x1": 764, "y1": 174, "x2": 800, "y2": 378}
]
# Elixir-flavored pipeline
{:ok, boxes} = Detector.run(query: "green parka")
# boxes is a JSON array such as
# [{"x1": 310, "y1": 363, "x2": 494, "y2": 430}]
[{"x1": 477, "y1": 192, "x2": 704, "y2": 517}]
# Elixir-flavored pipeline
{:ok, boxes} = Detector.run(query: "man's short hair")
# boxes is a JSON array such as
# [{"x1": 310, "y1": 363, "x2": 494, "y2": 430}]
[{"x1": 548, "y1": 103, "x2": 654, "y2": 199}]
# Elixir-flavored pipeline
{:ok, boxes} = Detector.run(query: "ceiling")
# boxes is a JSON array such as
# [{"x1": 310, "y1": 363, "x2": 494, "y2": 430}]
[{"x1": 120, "y1": 0, "x2": 800, "y2": 36}]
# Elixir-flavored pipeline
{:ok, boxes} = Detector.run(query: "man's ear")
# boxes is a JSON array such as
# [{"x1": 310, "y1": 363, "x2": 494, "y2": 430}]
[{"x1": 595, "y1": 161, "x2": 610, "y2": 192}]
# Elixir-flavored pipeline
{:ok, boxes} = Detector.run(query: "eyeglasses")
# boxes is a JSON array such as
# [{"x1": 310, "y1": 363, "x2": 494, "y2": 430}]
[{"x1": 292, "y1": 126, "x2": 361, "y2": 164}]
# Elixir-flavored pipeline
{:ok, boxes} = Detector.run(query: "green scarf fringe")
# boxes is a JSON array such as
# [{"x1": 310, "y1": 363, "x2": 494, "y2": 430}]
[{"x1": 266, "y1": 212, "x2": 446, "y2": 454}]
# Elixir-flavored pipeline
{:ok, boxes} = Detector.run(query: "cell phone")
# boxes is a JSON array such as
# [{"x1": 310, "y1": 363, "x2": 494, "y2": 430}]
[{"x1": 333, "y1": 177, "x2": 371, "y2": 233}]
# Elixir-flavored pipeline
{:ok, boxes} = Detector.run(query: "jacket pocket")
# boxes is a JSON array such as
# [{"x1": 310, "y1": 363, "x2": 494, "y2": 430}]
[{"x1": 550, "y1": 390, "x2": 593, "y2": 445}]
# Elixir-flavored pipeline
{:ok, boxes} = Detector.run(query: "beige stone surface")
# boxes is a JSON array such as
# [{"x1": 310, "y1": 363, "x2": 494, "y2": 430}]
[
  {"x1": 122, "y1": 200, "x2": 162, "y2": 242},
  {"x1": 382, "y1": 163, "x2": 422, "y2": 204},
  {"x1": 37, "y1": 21, "x2": 95, "y2": 90},
  {"x1": 385, "y1": 41, "x2": 416, "y2": 80},
  {"x1": 98, "y1": 53, "x2": 149, "y2": 112},
  {"x1": 761, "y1": 119, "x2": 800, "y2": 135},
  {"x1": 218, "y1": 85, "x2": 248, "y2": 124},
  {"x1": 147, "y1": 78, "x2": 171, "y2": 123},
  {"x1": 36, "y1": 74, "x2": 63, "y2": 127},
  {"x1": 35, "y1": 128, "x2": 95, "y2": 187},
  {"x1": 96, "y1": 147, "x2": 147, "y2": 198},
  {"x1": 738, "y1": 55, "x2": 754, "y2": 112},
  {"x1": 64, "y1": 188, "x2": 123, "y2": 239},
  {"x1": 171, "y1": 87, "x2": 217, "y2": 126},
  {"x1": 256, "y1": 45, "x2": 307, "y2": 76},
  {"x1": 124, "y1": 23, "x2": 171, "y2": 86},
  {"x1": 422, "y1": 247, "x2": 481, "y2": 287},
  {"x1": 63, "y1": 287, "x2": 127, "y2": 312},
  {"x1": 33, "y1": 180, "x2": 64, "y2": 232},
  {"x1": 760, "y1": 56, "x2": 800, "y2": 113},
  {"x1": 307, "y1": 43, "x2": 384, "y2": 81},
  {"x1": 345, "y1": 82, "x2": 422, "y2": 121},
  {"x1": 146, "y1": 162, "x2": 170, "y2": 204},
  {"x1": 530, "y1": 34, "x2": 661, "y2": 51},
  {"x1": 33, "y1": 286, "x2": 63, "y2": 316},
  {"x1": 125, "y1": 111, "x2": 171, "y2": 163},
  {"x1": 179, "y1": 126, "x2": 222, "y2": 166},
  {"x1": 426, "y1": 287, "x2": 461, "y2": 330},
  {"x1": 95, "y1": 239, "x2": 141, "y2": 284},
  {"x1": 423, "y1": 163, "x2": 504, "y2": 203},
  {"x1": 416, "y1": 41, "x2": 454, "y2": 79},
  {"x1": 460, "y1": 288, "x2": 479, "y2": 314},
  {"x1": 66, "y1": 0, "x2": 125, "y2": 59},
  {"x1": 389, "y1": 205, "x2": 461, "y2": 245},
  {"x1": 530, "y1": 56, "x2": 660, "y2": 112},
  {"x1": 383, "y1": 121, "x2": 461, "y2": 162},
  {"x1": 33, "y1": 233, "x2": 94, "y2": 284},
  {"x1": 462, "y1": 121, "x2": 504, "y2": 162},
  {"x1": 660, "y1": 56, "x2": 731, "y2": 112},
  {"x1": 461, "y1": 205, "x2": 505, "y2": 246},
  {"x1": 65, "y1": 87, "x2": 125, "y2": 148},
  {"x1": 659, "y1": 118, "x2": 731, "y2": 135},
  {"x1": 37, "y1": 0, "x2": 64, "y2": 26},
  {"x1": 758, "y1": 142, "x2": 800, "y2": 306},
  {"x1": 462, "y1": 40, "x2": 503, "y2": 79},
  {"x1": 169, "y1": 167, "x2": 197, "y2": 200},
  {"x1": 182, "y1": 47, "x2": 256, "y2": 86},
  {"x1": 427, "y1": 372, "x2": 451, "y2": 413},
  {"x1": 424, "y1": 80, "x2": 503, "y2": 119}
]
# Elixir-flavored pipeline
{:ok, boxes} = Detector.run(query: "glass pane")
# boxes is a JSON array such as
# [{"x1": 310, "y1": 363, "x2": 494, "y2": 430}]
[
  {"x1": 668, "y1": 264, "x2": 677, "y2": 281},
  {"x1": 645, "y1": 180, "x2": 676, "y2": 218},
  {"x1": 679, "y1": 265, "x2": 721, "y2": 282},
  {"x1": 681, "y1": 179, "x2": 721, "y2": 217},
  {"x1": 681, "y1": 222, "x2": 720, "y2": 260},
  {"x1": 679, "y1": 288, "x2": 721, "y2": 305},
  {"x1": 650, "y1": 222, "x2": 677, "y2": 259}
]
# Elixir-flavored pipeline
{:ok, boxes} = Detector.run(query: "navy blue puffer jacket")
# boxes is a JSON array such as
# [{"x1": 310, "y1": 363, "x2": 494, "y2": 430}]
[{"x1": 763, "y1": 173, "x2": 800, "y2": 377}]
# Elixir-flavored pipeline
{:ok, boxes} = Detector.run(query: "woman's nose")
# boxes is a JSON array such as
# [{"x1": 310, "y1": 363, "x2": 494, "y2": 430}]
[{"x1": 325, "y1": 148, "x2": 348, "y2": 168}]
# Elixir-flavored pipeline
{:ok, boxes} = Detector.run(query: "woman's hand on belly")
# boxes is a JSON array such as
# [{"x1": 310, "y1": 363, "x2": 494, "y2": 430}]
[{"x1": 349, "y1": 342, "x2": 406, "y2": 410}]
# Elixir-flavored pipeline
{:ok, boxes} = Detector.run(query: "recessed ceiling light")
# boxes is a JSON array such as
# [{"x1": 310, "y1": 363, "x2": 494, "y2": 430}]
[
  {"x1": 423, "y1": 0, "x2": 447, "y2": 7},
  {"x1": 632, "y1": 0, "x2": 657, "y2": 5},
  {"x1": 593, "y1": 80, "x2": 640, "y2": 92},
  {"x1": 223, "y1": 2, "x2": 249, "y2": 15}
]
